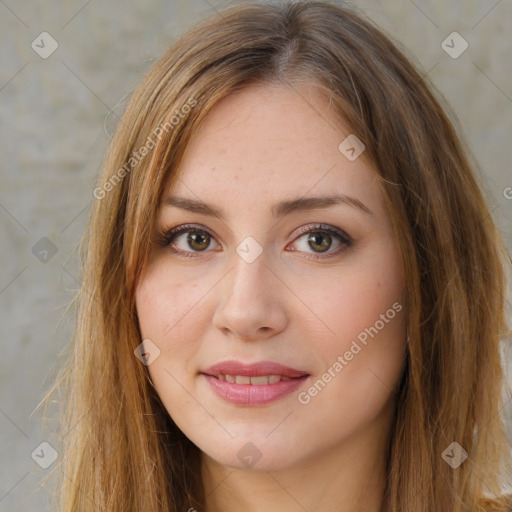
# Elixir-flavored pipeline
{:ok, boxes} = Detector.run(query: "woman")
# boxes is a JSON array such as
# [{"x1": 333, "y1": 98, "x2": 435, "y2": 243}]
[{"x1": 41, "y1": 1, "x2": 512, "y2": 510}]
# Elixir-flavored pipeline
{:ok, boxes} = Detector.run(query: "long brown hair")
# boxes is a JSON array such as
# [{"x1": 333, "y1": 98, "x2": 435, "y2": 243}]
[{"x1": 38, "y1": 1, "x2": 512, "y2": 510}]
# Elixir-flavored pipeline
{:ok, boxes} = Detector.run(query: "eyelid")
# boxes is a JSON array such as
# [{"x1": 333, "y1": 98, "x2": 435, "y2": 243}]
[
  {"x1": 290, "y1": 223, "x2": 352, "y2": 243},
  {"x1": 156, "y1": 223, "x2": 219, "y2": 248}
]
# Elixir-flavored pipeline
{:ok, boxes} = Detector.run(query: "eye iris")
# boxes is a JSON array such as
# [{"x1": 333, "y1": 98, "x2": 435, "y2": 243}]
[
  {"x1": 308, "y1": 231, "x2": 331, "y2": 252},
  {"x1": 188, "y1": 231, "x2": 210, "y2": 251}
]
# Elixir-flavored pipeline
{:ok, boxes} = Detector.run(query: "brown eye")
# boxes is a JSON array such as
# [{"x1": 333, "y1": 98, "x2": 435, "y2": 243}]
[
  {"x1": 157, "y1": 224, "x2": 220, "y2": 257},
  {"x1": 307, "y1": 231, "x2": 332, "y2": 253},
  {"x1": 158, "y1": 223, "x2": 352, "y2": 261},
  {"x1": 288, "y1": 224, "x2": 353, "y2": 260},
  {"x1": 186, "y1": 231, "x2": 211, "y2": 251}
]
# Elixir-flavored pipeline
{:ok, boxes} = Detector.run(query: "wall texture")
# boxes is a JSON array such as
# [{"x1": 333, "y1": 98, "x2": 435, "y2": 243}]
[{"x1": 0, "y1": 0, "x2": 511, "y2": 509}]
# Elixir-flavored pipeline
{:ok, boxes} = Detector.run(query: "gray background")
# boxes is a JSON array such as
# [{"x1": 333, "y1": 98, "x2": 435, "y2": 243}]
[{"x1": 1, "y1": 0, "x2": 511, "y2": 510}]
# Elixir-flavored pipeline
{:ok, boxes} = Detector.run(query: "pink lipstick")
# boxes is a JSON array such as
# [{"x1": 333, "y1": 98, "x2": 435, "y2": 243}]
[{"x1": 200, "y1": 360, "x2": 309, "y2": 406}]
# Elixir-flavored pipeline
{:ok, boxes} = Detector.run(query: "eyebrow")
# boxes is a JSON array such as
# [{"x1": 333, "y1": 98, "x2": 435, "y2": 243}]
[{"x1": 160, "y1": 194, "x2": 374, "y2": 219}]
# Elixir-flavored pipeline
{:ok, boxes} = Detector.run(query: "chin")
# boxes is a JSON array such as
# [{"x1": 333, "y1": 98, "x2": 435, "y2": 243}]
[{"x1": 197, "y1": 435, "x2": 305, "y2": 473}]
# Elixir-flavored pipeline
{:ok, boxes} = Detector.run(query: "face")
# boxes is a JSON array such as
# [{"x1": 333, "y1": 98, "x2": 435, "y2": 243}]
[{"x1": 135, "y1": 83, "x2": 407, "y2": 472}]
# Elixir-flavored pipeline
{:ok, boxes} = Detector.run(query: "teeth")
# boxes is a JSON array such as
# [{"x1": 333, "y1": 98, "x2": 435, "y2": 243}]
[
  {"x1": 250, "y1": 375, "x2": 270, "y2": 385},
  {"x1": 215, "y1": 374, "x2": 296, "y2": 384}
]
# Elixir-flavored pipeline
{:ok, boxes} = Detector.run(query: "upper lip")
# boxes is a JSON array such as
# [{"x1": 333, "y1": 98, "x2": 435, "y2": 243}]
[{"x1": 201, "y1": 360, "x2": 309, "y2": 378}]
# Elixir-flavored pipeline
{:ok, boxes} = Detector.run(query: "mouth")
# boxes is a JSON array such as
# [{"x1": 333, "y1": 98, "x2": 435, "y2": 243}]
[
  {"x1": 201, "y1": 360, "x2": 309, "y2": 379},
  {"x1": 204, "y1": 374, "x2": 299, "y2": 384},
  {"x1": 200, "y1": 360, "x2": 310, "y2": 405}
]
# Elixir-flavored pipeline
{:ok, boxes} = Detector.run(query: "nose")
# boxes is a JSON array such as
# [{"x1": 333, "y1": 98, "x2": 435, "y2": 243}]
[{"x1": 212, "y1": 245, "x2": 289, "y2": 341}]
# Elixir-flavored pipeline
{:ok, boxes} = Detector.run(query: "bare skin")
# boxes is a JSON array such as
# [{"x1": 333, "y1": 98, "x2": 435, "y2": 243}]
[{"x1": 135, "y1": 82, "x2": 407, "y2": 512}]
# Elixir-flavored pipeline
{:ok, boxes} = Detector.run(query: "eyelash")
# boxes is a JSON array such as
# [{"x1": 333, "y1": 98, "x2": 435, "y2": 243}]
[{"x1": 155, "y1": 223, "x2": 353, "y2": 261}]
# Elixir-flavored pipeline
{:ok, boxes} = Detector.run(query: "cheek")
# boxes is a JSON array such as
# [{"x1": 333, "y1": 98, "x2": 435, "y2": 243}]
[
  {"x1": 302, "y1": 246, "x2": 407, "y2": 422},
  {"x1": 135, "y1": 262, "x2": 209, "y2": 341},
  {"x1": 134, "y1": 268, "x2": 205, "y2": 410},
  {"x1": 306, "y1": 240, "x2": 405, "y2": 358},
  {"x1": 134, "y1": 269, "x2": 204, "y2": 388}
]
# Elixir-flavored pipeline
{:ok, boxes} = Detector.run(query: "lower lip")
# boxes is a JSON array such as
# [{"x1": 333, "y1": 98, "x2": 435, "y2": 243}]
[{"x1": 202, "y1": 374, "x2": 309, "y2": 406}]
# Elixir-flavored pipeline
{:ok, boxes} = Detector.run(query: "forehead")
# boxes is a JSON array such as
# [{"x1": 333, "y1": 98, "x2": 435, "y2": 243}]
[{"x1": 165, "y1": 83, "x2": 383, "y2": 213}]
